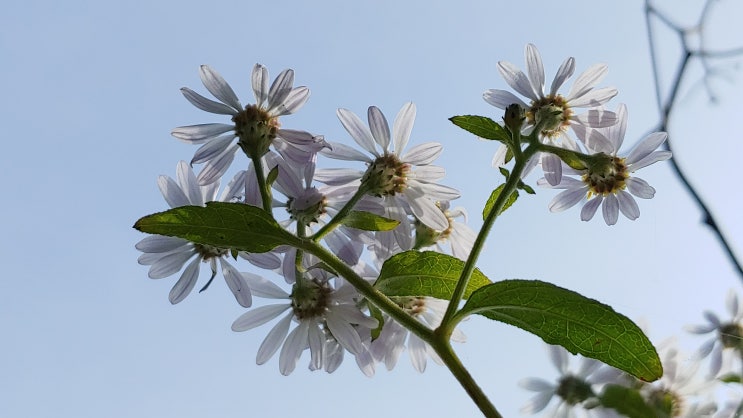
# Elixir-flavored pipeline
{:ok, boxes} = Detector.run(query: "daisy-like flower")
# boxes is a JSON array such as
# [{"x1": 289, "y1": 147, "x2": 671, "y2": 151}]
[
  {"x1": 686, "y1": 289, "x2": 743, "y2": 378},
  {"x1": 317, "y1": 103, "x2": 460, "y2": 259},
  {"x1": 371, "y1": 296, "x2": 465, "y2": 373},
  {"x1": 539, "y1": 104, "x2": 671, "y2": 225},
  {"x1": 520, "y1": 345, "x2": 619, "y2": 418},
  {"x1": 135, "y1": 161, "x2": 256, "y2": 306},
  {"x1": 413, "y1": 201, "x2": 476, "y2": 261},
  {"x1": 171, "y1": 64, "x2": 327, "y2": 185},
  {"x1": 484, "y1": 44, "x2": 618, "y2": 185},
  {"x1": 231, "y1": 268, "x2": 378, "y2": 376}
]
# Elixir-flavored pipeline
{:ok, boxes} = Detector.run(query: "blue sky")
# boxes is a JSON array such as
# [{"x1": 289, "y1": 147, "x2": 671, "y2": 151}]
[{"x1": 2, "y1": 1, "x2": 742, "y2": 417}]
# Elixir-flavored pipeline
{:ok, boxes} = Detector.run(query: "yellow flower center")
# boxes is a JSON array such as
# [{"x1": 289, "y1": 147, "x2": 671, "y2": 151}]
[
  {"x1": 362, "y1": 153, "x2": 411, "y2": 197},
  {"x1": 582, "y1": 155, "x2": 629, "y2": 197}
]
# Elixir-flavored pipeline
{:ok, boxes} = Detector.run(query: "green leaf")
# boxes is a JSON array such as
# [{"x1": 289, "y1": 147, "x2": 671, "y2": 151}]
[
  {"x1": 600, "y1": 385, "x2": 656, "y2": 418},
  {"x1": 374, "y1": 251, "x2": 491, "y2": 299},
  {"x1": 367, "y1": 303, "x2": 385, "y2": 340},
  {"x1": 340, "y1": 210, "x2": 400, "y2": 231},
  {"x1": 483, "y1": 184, "x2": 518, "y2": 220},
  {"x1": 458, "y1": 280, "x2": 662, "y2": 382},
  {"x1": 134, "y1": 202, "x2": 300, "y2": 253},
  {"x1": 719, "y1": 373, "x2": 743, "y2": 384},
  {"x1": 449, "y1": 115, "x2": 511, "y2": 143}
]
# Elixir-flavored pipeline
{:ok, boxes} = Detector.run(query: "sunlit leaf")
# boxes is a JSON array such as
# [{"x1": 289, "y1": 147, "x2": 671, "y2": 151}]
[
  {"x1": 449, "y1": 115, "x2": 510, "y2": 143},
  {"x1": 340, "y1": 210, "x2": 400, "y2": 231}
]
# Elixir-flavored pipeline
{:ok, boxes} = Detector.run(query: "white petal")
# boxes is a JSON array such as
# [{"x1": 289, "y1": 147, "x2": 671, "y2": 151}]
[
  {"x1": 220, "y1": 170, "x2": 247, "y2": 202},
  {"x1": 326, "y1": 312, "x2": 363, "y2": 355},
  {"x1": 148, "y1": 250, "x2": 194, "y2": 279},
  {"x1": 567, "y1": 63, "x2": 608, "y2": 102},
  {"x1": 169, "y1": 257, "x2": 200, "y2": 304},
  {"x1": 180, "y1": 87, "x2": 238, "y2": 115},
  {"x1": 279, "y1": 320, "x2": 308, "y2": 375},
  {"x1": 626, "y1": 132, "x2": 668, "y2": 165},
  {"x1": 627, "y1": 177, "x2": 656, "y2": 199},
  {"x1": 541, "y1": 154, "x2": 563, "y2": 186},
  {"x1": 401, "y1": 142, "x2": 442, "y2": 165},
  {"x1": 368, "y1": 106, "x2": 391, "y2": 151},
  {"x1": 337, "y1": 108, "x2": 378, "y2": 155},
  {"x1": 549, "y1": 187, "x2": 586, "y2": 212},
  {"x1": 171, "y1": 123, "x2": 234, "y2": 144},
  {"x1": 135, "y1": 235, "x2": 189, "y2": 253},
  {"x1": 617, "y1": 190, "x2": 640, "y2": 220},
  {"x1": 199, "y1": 65, "x2": 242, "y2": 112},
  {"x1": 276, "y1": 86, "x2": 310, "y2": 116},
  {"x1": 483, "y1": 89, "x2": 528, "y2": 109},
  {"x1": 521, "y1": 390, "x2": 554, "y2": 414},
  {"x1": 408, "y1": 334, "x2": 428, "y2": 373},
  {"x1": 573, "y1": 125, "x2": 613, "y2": 154},
  {"x1": 525, "y1": 44, "x2": 545, "y2": 97},
  {"x1": 157, "y1": 175, "x2": 190, "y2": 208},
  {"x1": 404, "y1": 189, "x2": 450, "y2": 231},
  {"x1": 307, "y1": 325, "x2": 324, "y2": 371},
  {"x1": 580, "y1": 196, "x2": 602, "y2": 221},
  {"x1": 256, "y1": 312, "x2": 292, "y2": 364},
  {"x1": 549, "y1": 57, "x2": 575, "y2": 96},
  {"x1": 176, "y1": 161, "x2": 203, "y2": 206},
  {"x1": 241, "y1": 273, "x2": 289, "y2": 299},
  {"x1": 410, "y1": 165, "x2": 446, "y2": 182},
  {"x1": 728, "y1": 288, "x2": 741, "y2": 317},
  {"x1": 313, "y1": 168, "x2": 364, "y2": 185},
  {"x1": 241, "y1": 251, "x2": 282, "y2": 271},
  {"x1": 603, "y1": 103, "x2": 628, "y2": 151},
  {"x1": 190, "y1": 135, "x2": 235, "y2": 165},
  {"x1": 221, "y1": 259, "x2": 252, "y2": 308},
  {"x1": 491, "y1": 144, "x2": 508, "y2": 167},
  {"x1": 497, "y1": 60, "x2": 538, "y2": 100},
  {"x1": 412, "y1": 181, "x2": 461, "y2": 201},
  {"x1": 684, "y1": 323, "x2": 717, "y2": 334},
  {"x1": 319, "y1": 141, "x2": 372, "y2": 162},
  {"x1": 519, "y1": 377, "x2": 555, "y2": 392},
  {"x1": 267, "y1": 69, "x2": 294, "y2": 114},
  {"x1": 196, "y1": 144, "x2": 238, "y2": 186},
  {"x1": 602, "y1": 194, "x2": 619, "y2": 225},
  {"x1": 548, "y1": 344, "x2": 568, "y2": 374},
  {"x1": 629, "y1": 150, "x2": 672, "y2": 171},
  {"x1": 572, "y1": 109, "x2": 617, "y2": 128},
  {"x1": 567, "y1": 87, "x2": 618, "y2": 108},
  {"x1": 393, "y1": 102, "x2": 416, "y2": 155},
  {"x1": 232, "y1": 304, "x2": 291, "y2": 331},
  {"x1": 251, "y1": 64, "x2": 269, "y2": 106}
]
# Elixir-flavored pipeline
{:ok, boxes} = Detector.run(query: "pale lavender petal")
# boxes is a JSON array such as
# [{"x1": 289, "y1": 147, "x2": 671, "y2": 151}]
[
  {"x1": 325, "y1": 230, "x2": 362, "y2": 265},
  {"x1": 685, "y1": 323, "x2": 718, "y2": 334},
  {"x1": 704, "y1": 310, "x2": 722, "y2": 327},
  {"x1": 567, "y1": 87, "x2": 618, "y2": 108},
  {"x1": 709, "y1": 345, "x2": 723, "y2": 377},
  {"x1": 270, "y1": 86, "x2": 309, "y2": 117},
  {"x1": 190, "y1": 135, "x2": 235, "y2": 165},
  {"x1": 320, "y1": 141, "x2": 372, "y2": 162},
  {"x1": 393, "y1": 102, "x2": 416, "y2": 155},
  {"x1": 574, "y1": 125, "x2": 613, "y2": 154},
  {"x1": 313, "y1": 168, "x2": 364, "y2": 185},
  {"x1": 542, "y1": 154, "x2": 563, "y2": 186},
  {"x1": 626, "y1": 177, "x2": 655, "y2": 199},
  {"x1": 572, "y1": 109, "x2": 617, "y2": 128},
  {"x1": 371, "y1": 321, "x2": 406, "y2": 370},
  {"x1": 549, "y1": 187, "x2": 586, "y2": 212},
  {"x1": 580, "y1": 196, "x2": 602, "y2": 221},
  {"x1": 525, "y1": 44, "x2": 545, "y2": 97},
  {"x1": 521, "y1": 390, "x2": 554, "y2": 414},
  {"x1": 603, "y1": 103, "x2": 627, "y2": 151},
  {"x1": 180, "y1": 87, "x2": 238, "y2": 115},
  {"x1": 307, "y1": 325, "x2": 324, "y2": 371},
  {"x1": 332, "y1": 304, "x2": 378, "y2": 328},
  {"x1": 538, "y1": 176, "x2": 584, "y2": 190},
  {"x1": 199, "y1": 65, "x2": 242, "y2": 112},
  {"x1": 135, "y1": 235, "x2": 189, "y2": 253},
  {"x1": 196, "y1": 144, "x2": 238, "y2": 185},
  {"x1": 241, "y1": 273, "x2": 289, "y2": 299},
  {"x1": 520, "y1": 377, "x2": 555, "y2": 392},
  {"x1": 727, "y1": 289, "x2": 741, "y2": 317},
  {"x1": 408, "y1": 334, "x2": 428, "y2": 373},
  {"x1": 410, "y1": 165, "x2": 445, "y2": 182},
  {"x1": 491, "y1": 144, "x2": 508, "y2": 167},
  {"x1": 148, "y1": 250, "x2": 194, "y2": 279},
  {"x1": 221, "y1": 259, "x2": 252, "y2": 307},
  {"x1": 602, "y1": 193, "x2": 619, "y2": 225},
  {"x1": 326, "y1": 312, "x2": 363, "y2": 354},
  {"x1": 169, "y1": 257, "x2": 200, "y2": 304},
  {"x1": 157, "y1": 175, "x2": 190, "y2": 208},
  {"x1": 617, "y1": 190, "x2": 640, "y2": 220},
  {"x1": 241, "y1": 252, "x2": 281, "y2": 270},
  {"x1": 696, "y1": 338, "x2": 716, "y2": 358},
  {"x1": 279, "y1": 320, "x2": 308, "y2": 375},
  {"x1": 171, "y1": 123, "x2": 234, "y2": 144},
  {"x1": 232, "y1": 304, "x2": 291, "y2": 331},
  {"x1": 267, "y1": 69, "x2": 294, "y2": 113},
  {"x1": 251, "y1": 64, "x2": 269, "y2": 106},
  {"x1": 337, "y1": 108, "x2": 378, "y2": 155},
  {"x1": 626, "y1": 132, "x2": 668, "y2": 165},
  {"x1": 220, "y1": 170, "x2": 247, "y2": 202},
  {"x1": 256, "y1": 312, "x2": 292, "y2": 364},
  {"x1": 176, "y1": 161, "x2": 203, "y2": 206},
  {"x1": 483, "y1": 89, "x2": 528, "y2": 109},
  {"x1": 548, "y1": 345, "x2": 568, "y2": 374},
  {"x1": 549, "y1": 57, "x2": 575, "y2": 96},
  {"x1": 405, "y1": 188, "x2": 450, "y2": 231},
  {"x1": 629, "y1": 150, "x2": 672, "y2": 171},
  {"x1": 368, "y1": 106, "x2": 391, "y2": 151},
  {"x1": 411, "y1": 181, "x2": 460, "y2": 201},
  {"x1": 497, "y1": 60, "x2": 538, "y2": 100},
  {"x1": 401, "y1": 142, "x2": 442, "y2": 165},
  {"x1": 567, "y1": 63, "x2": 608, "y2": 102}
]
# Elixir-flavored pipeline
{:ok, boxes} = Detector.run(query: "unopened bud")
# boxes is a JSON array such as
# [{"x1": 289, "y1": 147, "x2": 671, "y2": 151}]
[{"x1": 503, "y1": 103, "x2": 525, "y2": 133}]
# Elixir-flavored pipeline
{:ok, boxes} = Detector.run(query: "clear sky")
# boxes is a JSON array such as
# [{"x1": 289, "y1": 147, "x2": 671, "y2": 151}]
[{"x1": 2, "y1": 1, "x2": 742, "y2": 417}]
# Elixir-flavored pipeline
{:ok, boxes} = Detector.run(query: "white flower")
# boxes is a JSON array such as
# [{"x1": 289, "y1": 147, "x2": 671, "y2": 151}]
[
  {"x1": 135, "y1": 161, "x2": 257, "y2": 307},
  {"x1": 317, "y1": 103, "x2": 460, "y2": 259},
  {"x1": 484, "y1": 44, "x2": 618, "y2": 185},
  {"x1": 371, "y1": 297, "x2": 465, "y2": 373},
  {"x1": 520, "y1": 345, "x2": 619, "y2": 418},
  {"x1": 414, "y1": 201, "x2": 476, "y2": 261},
  {"x1": 231, "y1": 270, "x2": 378, "y2": 376},
  {"x1": 539, "y1": 104, "x2": 671, "y2": 225},
  {"x1": 171, "y1": 64, "x2": 326, "y2": 185},
  {"x1": 686, "y1": 289, "x2": 743, "y2": 377}
]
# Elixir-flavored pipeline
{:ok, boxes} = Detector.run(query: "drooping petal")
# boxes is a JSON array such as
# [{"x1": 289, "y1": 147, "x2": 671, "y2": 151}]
[
  {"x1": 483, "y1": 89, "x2": 529, "y2": 109},
  {"x1": 337, "y1": 108, "x2": 378, "y2": 156},
  {"x1": 626, "y1": 177, "x2": 656, "y2": 199},
  {"x1": 602, "y1": 193, "x2": 619, "y2": 225},
  {"x1": 393, "y1": 102, "x2": 416, "y2": 155},
  {"x1": 580, "y1": 196, "x2": 602, "y2": 221},
  {"x1": 408, "y1": 334, "x2": 428, "y2": 373},
  {"x1": 368, "y1": 106, "x2": 391, "y2": 151},
  {"x1": 541, "y1": 154, "x2": 563, "y2": 186},
  {"x1": 279, "y1": 320, "x2": 309, "y2": 375},
  {"x1": 196, "y1": 144, "x2": 239, "y2": 186},
  {"x1": 190, "y1": 135, "x2": 235, "y2": 166},
  {"x1": 171, "y1": 123, "x2": 234, "y2": 144},
  {"x1": 326, "y1": 311, "x2": 363, "y2": 355},
  {"x1": 148, "y1": 250, "x2": 195, "y2": 279},
  {"x1": 232, "y1": 304, "x2": 291, "y2": 331},
  {"x1": 617, "y1": 190, "x2": 640, "y2": 220},
  {"x1": 728, "y1": 288, "x2": 741, "y2": 318},
  {"x1": 168, "y1": 257, "x2": 201, "y2": 304},
  {"x1": 199, "y1": 65, "x2": 242, "y2": 112},
  {"x1": 256, "y1": 312, "x2": 292, "y2": 364},
  {"x1": 180, "y1": 87, "x2": 238, "y2": 115},
  {"x1": 549, "y1": 187, "x2": 587, "y2": 212},
  {"x1": 491, "y1": 144, "x2": 509, "y2": 167},
  {"x1": 404, "y1": 189, "x2": 451, "y2": 231},
  {"x1": 221, "y1": 259, "x2": 252, "y2": 308}
]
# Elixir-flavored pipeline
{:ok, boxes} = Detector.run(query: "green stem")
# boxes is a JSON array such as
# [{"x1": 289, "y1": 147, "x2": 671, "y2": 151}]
[
  {"x1": 251, "y1": 155, "x2": 273, "y2": 214},
  {"x1": 310, "y1": 182, "x2": 370, "y2": 241},
  {"x1": 440, "y1": 144, "x2": 538, "y2": 330}
]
